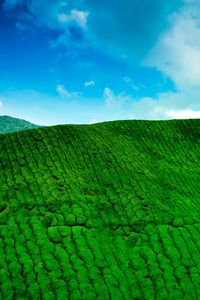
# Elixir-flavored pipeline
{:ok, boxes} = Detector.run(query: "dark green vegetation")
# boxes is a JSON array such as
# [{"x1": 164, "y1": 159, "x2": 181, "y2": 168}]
[
  {"x1": 0, "y1": 115, "x2": 39, "y2": 134},
  {"x1": 0, "y1": 119, "x2": 200, "y2": 300}
]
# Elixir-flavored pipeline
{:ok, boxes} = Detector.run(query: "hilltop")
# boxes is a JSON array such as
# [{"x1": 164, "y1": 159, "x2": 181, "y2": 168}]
[
  {"x1": 0, "y1": 119, "x2": 200, "y2": 299},
  {"x1": 0, "y1": 115, "x2": 39, "y2": 134}
]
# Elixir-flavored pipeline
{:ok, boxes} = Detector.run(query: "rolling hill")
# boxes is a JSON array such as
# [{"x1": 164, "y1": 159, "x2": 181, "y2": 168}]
[
  {"x1": 0, "y1": 119, "x2": 200, "y2": 300},
  {"x1": 0, "y1": 115, "x2": 39, "y2": 134}
]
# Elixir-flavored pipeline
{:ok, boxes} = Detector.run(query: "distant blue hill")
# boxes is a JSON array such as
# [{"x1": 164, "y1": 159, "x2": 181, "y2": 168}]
[{"x1": 0, "y1": 115, "x2": 40, "y2": 134}]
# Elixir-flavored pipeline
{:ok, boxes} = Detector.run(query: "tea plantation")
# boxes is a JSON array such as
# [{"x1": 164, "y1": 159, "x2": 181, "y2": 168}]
[{"x1": 0, "y1": 119, "x2": 200, "y2": 300}]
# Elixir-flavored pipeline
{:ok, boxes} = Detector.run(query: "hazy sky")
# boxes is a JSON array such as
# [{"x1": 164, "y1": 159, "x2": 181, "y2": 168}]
[{"x1": 0, "y1": 0, "x2": 200, "y2": 125}]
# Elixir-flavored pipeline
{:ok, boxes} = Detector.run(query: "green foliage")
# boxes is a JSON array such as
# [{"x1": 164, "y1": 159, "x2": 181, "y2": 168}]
[
  {"x1": 0, "y1": 202, "x2": 7, "y2": 212},
  {"x1": 0, "y1": 115, "x2": 40, "y2": 134},
  {"x1": 48, "y1": 227, "x2": 62, "y2": 243},
  {"x1": 0, "y1": 119, "x2": 200, "y2": 299}
]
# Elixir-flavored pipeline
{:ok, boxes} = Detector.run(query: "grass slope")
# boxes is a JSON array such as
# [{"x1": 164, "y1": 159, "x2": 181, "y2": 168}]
[
  {"x1": 0, "y1": 115, "x2": 39, "y2": 134},
  {"x1": 0, "y1": 119, "x2": 200, "y2": 300}
]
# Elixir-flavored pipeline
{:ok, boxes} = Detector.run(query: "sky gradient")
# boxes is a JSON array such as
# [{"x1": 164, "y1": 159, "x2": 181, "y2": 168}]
[{"x1": 0, "y1": 0, "x2": 200, "y2": 125}]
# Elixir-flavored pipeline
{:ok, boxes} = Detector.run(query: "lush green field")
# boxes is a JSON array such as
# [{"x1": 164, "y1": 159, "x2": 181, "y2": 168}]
[
  {"x1": 0, "y1": 115, "x2": 39, "y2": 134},
  {"x1": 0, "y1": 119, "x2": 200, "y2": 300}
]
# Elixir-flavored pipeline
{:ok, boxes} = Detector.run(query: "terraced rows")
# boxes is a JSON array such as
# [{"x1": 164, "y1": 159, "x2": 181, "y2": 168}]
[{"x1": 0, "y1": 119, "x2": 200, "y2": 299}]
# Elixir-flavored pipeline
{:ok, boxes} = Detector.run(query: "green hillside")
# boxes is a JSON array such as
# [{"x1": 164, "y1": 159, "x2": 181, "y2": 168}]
[
  {"x1": 0, "y1": 115, "x2": 39, "y2": 134},
  {"x1": 0, "y1": 119, "x2": 200, "y2": 300}
]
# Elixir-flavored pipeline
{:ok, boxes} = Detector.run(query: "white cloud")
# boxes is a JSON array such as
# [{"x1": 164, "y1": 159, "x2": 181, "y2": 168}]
[
  {"x1": 85, "y1": 80, "x2": 95, "y2": 87},
  {"x1": 163, "y1": 109, "x2": 200, "y2": 119},
  {"x1": 57, "y1": 9, "x2": 89, "y2": 28},
  {"x1": 56, "y1": 84, "x2": 68, "y2": 97},
  {"x1": 146, "y1": 5, "x2": 200, "y2": 91},
  {"x1": 103, "y1": 87, "x2": 129, "y2": 108},
  {"x1": 128, "y1": 90, "x2": 200, "y2": 120},
  {"x1": 56, "y1": 84, "x2": 80, "y2": 98},
  {"x1": 89, "y1": 118, "x2": 99, "y2": 124},
  {"x1": 102, "y1": 85, "x2": 200, "y2": 120},
  {"x1": 0, "y1": 98, "x2": 4, "y2": 114},
  {"x1": 71, "y1": 9, "x2": 89, "y2": 28},
  {"x1": 141, "y1": 3, "x2": 200, "y2": 121},
  {"x1": 124, "y1": 77, "x2": 140, "y2": 91}
]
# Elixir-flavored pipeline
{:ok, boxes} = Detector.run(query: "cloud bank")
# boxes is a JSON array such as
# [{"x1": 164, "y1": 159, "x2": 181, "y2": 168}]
[
  {"x1": 146, "y1": 3, "x2": 200, "y2": 91},
  {"x1": 143, "y1": 1, "x2": 200, "y2": 118},
  {"x1": 2, "y1": 0, "x2": 184, "y2": 60}
]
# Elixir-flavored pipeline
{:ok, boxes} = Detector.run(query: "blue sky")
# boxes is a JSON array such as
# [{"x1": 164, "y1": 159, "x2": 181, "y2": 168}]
[{"x1": 0, "y1": 0, "x2": 200, "y2": 125}]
